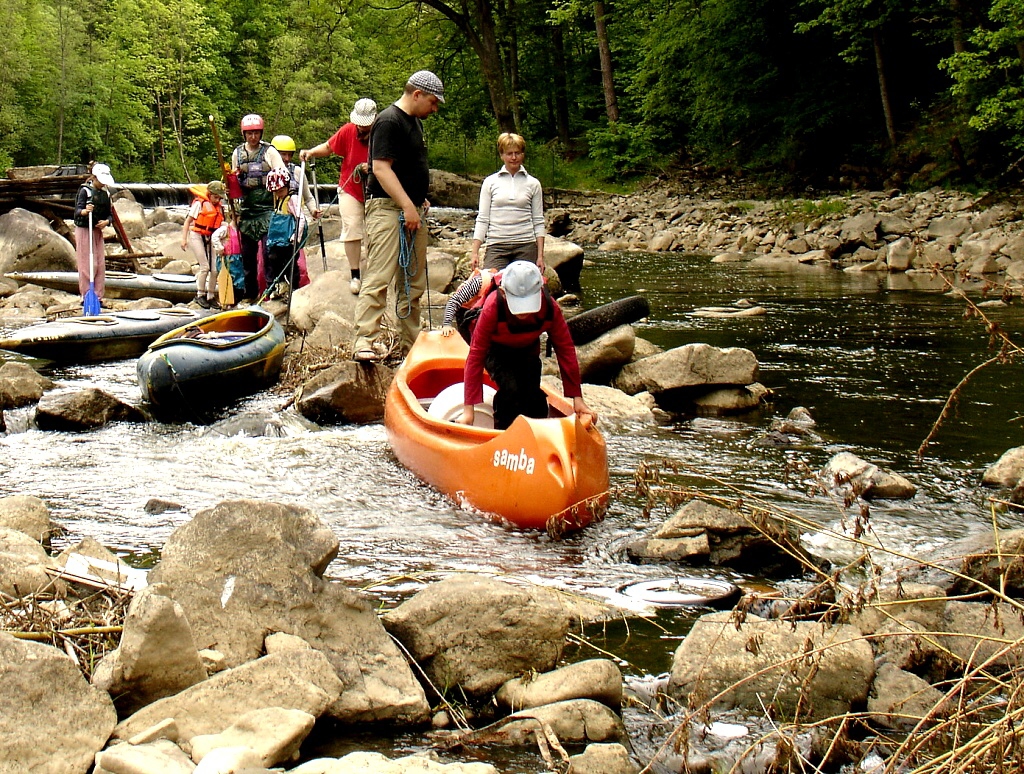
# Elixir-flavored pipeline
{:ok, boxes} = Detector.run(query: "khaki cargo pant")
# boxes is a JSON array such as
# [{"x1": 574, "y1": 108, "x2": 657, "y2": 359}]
[{"x1": 353, "y1": 198, "x2": 428, "y2": 353}]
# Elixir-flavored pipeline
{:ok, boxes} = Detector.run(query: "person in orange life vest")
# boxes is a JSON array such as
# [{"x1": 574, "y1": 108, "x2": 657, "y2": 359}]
[
  {"x1": 460, "y1": 261, "x2": 597, "y2": 430},
  {"x1": 440, "y1": 267, "x2": 498, "y2": 343},
  {"x1": 299, "y1": 97, "x2": 377, "y2": 294},
  {"x1": 181, "y1": 180, "x2": 226, "y2": 308},
  {"x1": 73, "y1": 162, "x2": 115, "y2": 303}
]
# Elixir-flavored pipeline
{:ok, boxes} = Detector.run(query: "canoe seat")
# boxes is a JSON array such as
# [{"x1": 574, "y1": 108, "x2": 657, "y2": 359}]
[{"x1": 427, "y1": 382, "x2": 496, "y2": 428}]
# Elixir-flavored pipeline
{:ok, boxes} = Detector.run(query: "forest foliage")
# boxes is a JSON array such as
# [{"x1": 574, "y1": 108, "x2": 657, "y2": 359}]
[{"x1": 1, "y1": 0, "x2": 1023, "y2": 190}]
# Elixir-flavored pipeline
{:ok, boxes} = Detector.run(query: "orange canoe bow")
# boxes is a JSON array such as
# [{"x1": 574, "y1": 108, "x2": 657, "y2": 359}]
[{"x1": 384, "y1": 330, "x2": 610, "y2": 535}]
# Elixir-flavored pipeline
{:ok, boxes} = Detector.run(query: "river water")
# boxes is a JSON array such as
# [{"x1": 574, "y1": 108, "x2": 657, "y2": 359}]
[{"x1": 2, "y1": 249, "x2": 1022, "y2": 768}]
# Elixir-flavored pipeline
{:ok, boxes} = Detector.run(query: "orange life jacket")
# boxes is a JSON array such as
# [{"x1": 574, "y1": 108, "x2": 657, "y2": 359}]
[
  {"x1": 189, "y1": 189, "x2": 225, "y2": 236},
  {"x1": 461, "y1": 268, "x2": 498, "y2": 310}
]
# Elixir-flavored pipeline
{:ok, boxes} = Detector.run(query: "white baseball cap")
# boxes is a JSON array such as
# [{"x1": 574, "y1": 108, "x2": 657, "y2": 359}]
[
  {"x1": 92, "y1": 163, "x2": 115, "y2": 186},
  {"x1": 502, "y1": 261, "x2": 543, "y2": 315}
]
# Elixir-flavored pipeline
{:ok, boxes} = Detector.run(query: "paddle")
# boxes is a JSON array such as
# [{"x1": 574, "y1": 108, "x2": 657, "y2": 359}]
[
  {"x1": 83, "y1": 205, "x2": 101, "y2": 316},
  {"x1": 308, "y1": 161, "x2": 328, "y2": 272},
  {"x1": 285, "y1": 160, "x2": 308, "y2": 329},
  {"x1": 208, "y1": 115, "x2": 236, "y2": 308}
]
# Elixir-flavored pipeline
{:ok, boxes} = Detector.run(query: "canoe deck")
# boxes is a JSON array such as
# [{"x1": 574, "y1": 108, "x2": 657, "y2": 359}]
[
  {"x1": 0, "y1": 308, "x2": 209, "y2": 362},
  {"x1": 385, "y1": 331, "x2": 609, "y2": 535},
  {"x1": 137, "y1": 307, "x2": 285, "y2": 416}
]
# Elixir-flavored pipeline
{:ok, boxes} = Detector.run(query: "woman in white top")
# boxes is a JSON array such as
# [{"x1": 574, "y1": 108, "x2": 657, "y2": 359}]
[{"x1": 471, "y1": 133, "x2": 545, "y2": 272}]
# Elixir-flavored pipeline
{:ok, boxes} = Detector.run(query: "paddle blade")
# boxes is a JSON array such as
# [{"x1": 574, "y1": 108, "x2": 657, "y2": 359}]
[
  {"x1": 218, "y1": 262, "x2": 235, "y2": 307},
  {"x1": 83, "y1": 284, "x2": 101, "y2": 316}
]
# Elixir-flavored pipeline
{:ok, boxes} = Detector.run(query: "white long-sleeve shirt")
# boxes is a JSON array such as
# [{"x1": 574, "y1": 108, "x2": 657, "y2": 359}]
[{"x1": 472, "y1": 166, "x2": 545, "y2": 246}]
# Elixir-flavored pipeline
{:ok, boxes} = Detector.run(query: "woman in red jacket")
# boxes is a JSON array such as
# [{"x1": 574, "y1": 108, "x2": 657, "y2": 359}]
[{"x1": 460, "y1": 261, "x2": 597, "y2": 430}]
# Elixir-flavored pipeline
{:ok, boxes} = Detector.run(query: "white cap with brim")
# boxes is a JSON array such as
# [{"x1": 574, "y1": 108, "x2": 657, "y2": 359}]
[
  {"x1": 502, "y1": 261, "x2": 543, "y2": 315},
  {"x1": 92, "y1": 163, "x2": 115, "y2": 186}
]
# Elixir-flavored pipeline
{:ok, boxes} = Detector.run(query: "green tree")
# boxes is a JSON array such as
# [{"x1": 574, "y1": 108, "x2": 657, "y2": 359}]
[{"x1": 943, "y1": 0, "x2": 1024, "y2": 153}]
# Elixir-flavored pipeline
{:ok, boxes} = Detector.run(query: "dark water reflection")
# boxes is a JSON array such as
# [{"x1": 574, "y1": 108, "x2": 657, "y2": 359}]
[{"x1": 1, "y1": 250, "x2": 1022, "y2": 770}]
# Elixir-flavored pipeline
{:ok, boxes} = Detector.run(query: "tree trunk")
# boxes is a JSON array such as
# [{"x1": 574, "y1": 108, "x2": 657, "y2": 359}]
[
  {"x1": 551, "y1": 23, "x2": 571, "y2": 146},
  {"x1": 508, "y1": 0, "x2": 521, "y2": 131},
  {"x1": 594, "y1": 0, "x2": 619, "y2": 123},
  {"x1": 949, "y1": 0, "x2": 967, "y2": 54},
  {"x1": 419, "y1": 0, "x2": 516, "y2": 131},
  {"x1": 873, "y1": 28, "x2": 897, "y2": 148},
  {"x1": 156, "y1": 92, "x2": 166, "y2": 161}
]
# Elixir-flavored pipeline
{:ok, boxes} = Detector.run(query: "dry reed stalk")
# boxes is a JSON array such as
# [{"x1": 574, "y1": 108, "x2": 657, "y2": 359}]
[{"x1": 629, "y1": 458, "x2": 1024, "y2": 774}]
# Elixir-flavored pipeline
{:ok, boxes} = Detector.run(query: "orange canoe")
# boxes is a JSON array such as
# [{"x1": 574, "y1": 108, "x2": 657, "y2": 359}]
[{"x1": 384, "y1": 330, "x2": 610, "y2": 535}]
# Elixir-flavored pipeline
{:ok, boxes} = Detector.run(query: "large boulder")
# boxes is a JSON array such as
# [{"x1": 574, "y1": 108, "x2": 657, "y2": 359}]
[
  {"x1": 0, "y1": 525, "x2": 58, "y2": 596},
  {"x1": 542, "y1": 379, "x2": 657, "y2": 428},
  {"x1": 982, "y1": 446, "x2": 1024, "y2": 488},
  {"x1": 91, "y1": 583, "x2": 208, "y2": 716},
  {"x1": 147, "y1": 500, "x2": 429, "y2": 723},
  {"x1": 0, "y1": 208, "x2": 76, "y2": 274},
  {"x1": 819, "y1": 451, "x2": 917, "y2": 500},
  {"x1": 666, "y1": 612, "x2": 874, "y2": 722},
  {"x1": 485, "y1": 699, "x2": 627, "y2": 745},
  {"x1": 111, "y1": 648, "x2": 342, "y2": 742},
  {"x1": 426, "y1": 249, "x2": 458, "y2": 293},
  {"x1": 95, "y1": 739, "x2": 196, "y2": 773},
  {"x1": 290, "y1": 270, "x2": 359, "y2": 333},
  {"x1": 612, "y1": 343, "x2": 758, "y2": 398},
  {"x1": 895, "y1": 529, "x2": 1024, "y2": 597},
  {"x1": 568, "y1": 324, "x2": 636, "y2": 383},
  {"x1": 189, "y1": 707, "x2": 316, "y2": 768},
  {"x1": 0, "y1": 361, "x2": 55, "y2": 409},
  {"x1": 429, "y1": 170, "x2": 481, "y2": 209},
  {"x1": 304, "y1": 311, "x2": 356, "y2": 352},
  {"x1": 113, "y1": 198, "x2": 148, "y2": 240},
  {"x1": 383, "y1": 574, "x2": 573, "y2": 698},
  {"x1": 0, "y1": 632, "x2": 118, "y2": 773},
  {"x1": 544, "y1": 235, "x2": 585, "y2": 292},
  {"x1": 495, "y1": 659, "x2": 622, "y2": 711},
  {"x1": 626, "y1": 498, "x2": 811, "y2": 575},
  {"x1": 34, "y1": 387, "x2": 148, "y2": 431},
  {"x1": 0, "y1": 494, "x2": 58, "y2": 545},
  {"x1": 294, "y1": 361, "x2": 393, "y2": 424}
]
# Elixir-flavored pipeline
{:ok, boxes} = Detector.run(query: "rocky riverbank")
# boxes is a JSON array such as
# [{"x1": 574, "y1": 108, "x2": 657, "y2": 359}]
[
  {"x1": 551, "y1": 182, "x2": 1024, "y2": 285},
  {"x1": 4, "y1": 482, "x2": 1024, "y2": 773},
  {"x1": 3, "y1": 179, "x2": 1024, "y2": 772}
]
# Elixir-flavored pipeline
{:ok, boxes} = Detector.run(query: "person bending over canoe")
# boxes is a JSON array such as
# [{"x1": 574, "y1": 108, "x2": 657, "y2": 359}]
[{"x1": 460, "y1": 260, "x2": 597, "y2": 430}]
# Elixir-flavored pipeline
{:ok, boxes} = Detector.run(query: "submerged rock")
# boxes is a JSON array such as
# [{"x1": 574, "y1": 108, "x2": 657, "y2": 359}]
[{"x1": 206, "y1": 409, "x2": 320, "y2": 437}]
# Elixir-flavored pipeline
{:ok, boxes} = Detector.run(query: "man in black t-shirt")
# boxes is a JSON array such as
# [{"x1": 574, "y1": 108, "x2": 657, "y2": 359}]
[{"x1": 353, "y1": 70, "x2": 445, "y2": 362}]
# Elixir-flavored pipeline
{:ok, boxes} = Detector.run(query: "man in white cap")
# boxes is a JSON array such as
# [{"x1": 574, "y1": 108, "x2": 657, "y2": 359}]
[
  {"x1": 460, "y1": 260, "x2": 597, "y2": 430},
  {"x1": 300, "y1": 97, "x2": 378, "y2": 294},
  {"x1": 351, "y1": 70, "x2": 444, "y2": 361}
]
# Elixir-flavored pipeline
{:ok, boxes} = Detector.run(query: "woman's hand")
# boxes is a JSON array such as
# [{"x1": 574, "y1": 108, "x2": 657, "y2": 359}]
[
  {"x1": 457, "y1": 405, "x2": 476, "y2": 425},
  {"x1": 95, "y1": 219, "x2": 109, "y2": 229},
  {"x1": 573, "y1": 396, "x2": 598, "y2": 426}
]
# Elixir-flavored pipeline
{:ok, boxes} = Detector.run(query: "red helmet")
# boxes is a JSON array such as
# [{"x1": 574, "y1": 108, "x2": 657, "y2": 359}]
[{"x1": 240, "y1": 114, "x2": 264, "y2": 132}]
